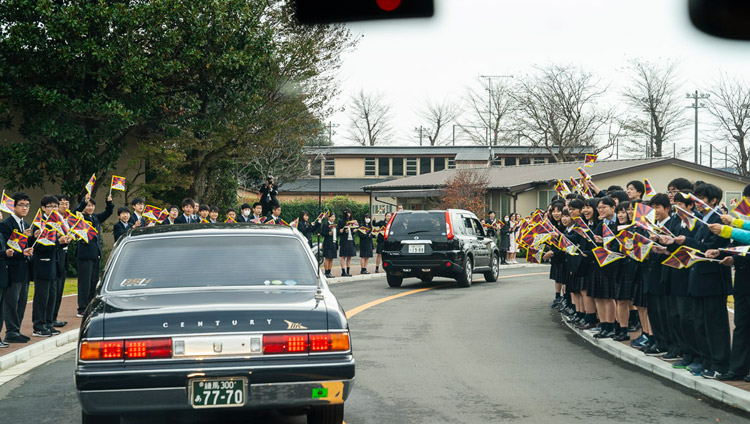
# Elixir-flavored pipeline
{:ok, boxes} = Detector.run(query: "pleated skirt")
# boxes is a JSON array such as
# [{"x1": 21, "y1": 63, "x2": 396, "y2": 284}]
[
  {"x1": 589, "y1": 265, "x2": 615, "y2": 299},
  {"x1": 359, "y1": 239, "x2": 373, "y2": 258},
  {"x1": 339, "y1": 239, "x2": 356, "y2": 257}
]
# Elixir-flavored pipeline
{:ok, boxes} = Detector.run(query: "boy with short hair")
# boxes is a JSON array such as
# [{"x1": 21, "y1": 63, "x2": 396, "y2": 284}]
[
  {"x1": 174, "y1": 198, "x2": 195, "y2": 224},
  {"x1": 0, "y1": 192, "x2": 34, "y2": 343},
  {"x1": 238, "y1": 203, "x2": 252, "y2": 222},
  {"x1": 626, "y1": 180, "x2": 645, "y2": 201},
  {"x1": 225, "y1": 208, "x2": 237, "y2": 222},
  {"x1": 198, "y1": 204, "x2": 210, "y2": 222},
  {"x1": 113, "y1": 207, "x2": 132, "y2": 241},
  {"x1": 128, "y1": 197, "x2": 146, "y2": 227},
  {"x1": 209, "y1": 206, "x2": 220, "y2": 223},
  {"x1": 75, "y1": 192, "x2": 114, "y2": 317}
]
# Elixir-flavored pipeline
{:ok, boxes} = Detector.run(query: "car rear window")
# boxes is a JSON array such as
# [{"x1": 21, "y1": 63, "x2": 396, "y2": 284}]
[
  {"x1": 389, "y1": 212, "x2": 446, "y2": 236},
  {"x1": 106, "y1": 235, "x2": 316, "y2": 291}
]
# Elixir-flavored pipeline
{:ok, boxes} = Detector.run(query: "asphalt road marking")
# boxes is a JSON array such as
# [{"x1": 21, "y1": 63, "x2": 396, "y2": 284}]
[{"x1": 345, "y1": 271, "x2": 548, "y2": 319}]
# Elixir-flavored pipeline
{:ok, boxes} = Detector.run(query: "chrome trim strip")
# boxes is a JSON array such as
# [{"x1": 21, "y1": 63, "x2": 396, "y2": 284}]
[
  {"x1": 400, "y1": 240, "x2": 433, "y2": 244},
  {"x1": 81, "y1": 329, "x2": 348, "y2": 341},
  {"x1": 77, "y1": 360, "x2": 354, "y2": 375}
]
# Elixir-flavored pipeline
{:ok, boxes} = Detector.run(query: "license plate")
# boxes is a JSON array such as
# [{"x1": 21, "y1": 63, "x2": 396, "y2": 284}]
[
  {"x1": 190, "y1": 377, "x2": 246, "y2": 409},
  {"x1": 408, "y1": 244, "x2": 425, "y2": 253}
]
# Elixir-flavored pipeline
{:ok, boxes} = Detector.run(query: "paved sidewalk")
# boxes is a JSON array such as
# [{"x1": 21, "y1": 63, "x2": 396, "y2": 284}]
[{"x1": 561, "y1": 312, "x2": 750, "y2": 413}]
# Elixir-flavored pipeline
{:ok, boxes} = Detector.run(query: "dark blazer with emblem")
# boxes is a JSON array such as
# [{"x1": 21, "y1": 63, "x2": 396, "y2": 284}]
[
  {"x1": 75, "y1": 199, "x2": 114, "y2": 260},
  {"x1": 128, "y1": 213, "x2": 146, "y2": 228},
  {"x1": 643, "y1": 216, "x2": 676, "y2": 296},
  {"x1": 0, "y1": 231, "x2": 9, "y2": 288},
  {"x1": 31, "y1": 223, "x2": 57, "y2": 281},
  {"x1": 173, "y1": 214, "x2": 194, "y2": 225},
  {"x1": 683, "y1": 212, "x2": 731, "y2": 297},
  {"x1": 113, "y1": 221, "x2": 131, "y2": 242},
  {"x1": 0, "y1": 215, "x2": 31, "y2": 284}
]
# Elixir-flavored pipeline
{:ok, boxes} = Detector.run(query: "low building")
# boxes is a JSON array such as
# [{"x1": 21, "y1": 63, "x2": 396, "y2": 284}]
[{"x1": 363, "y1": 157, "x2": 750, "y2": 217}]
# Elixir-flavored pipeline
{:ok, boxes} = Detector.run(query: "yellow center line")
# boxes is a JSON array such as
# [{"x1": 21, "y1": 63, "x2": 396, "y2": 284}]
[{"x1": 345, "y1": 271, "x2": 548, "y2": 319}]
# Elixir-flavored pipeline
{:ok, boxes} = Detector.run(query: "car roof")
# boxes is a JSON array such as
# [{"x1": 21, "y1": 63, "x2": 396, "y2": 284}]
[
  {"x1": 396, "y1": 209, "x2": 474, "y2": 215},
  {"x1": 123, "y1": 223, "x2": 300, "y2": 241}
]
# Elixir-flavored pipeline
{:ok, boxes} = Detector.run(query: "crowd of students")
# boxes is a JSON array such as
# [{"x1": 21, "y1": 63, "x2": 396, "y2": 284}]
[{"x1": 543, "y1": 178, "x2": 750, "y2": 382}]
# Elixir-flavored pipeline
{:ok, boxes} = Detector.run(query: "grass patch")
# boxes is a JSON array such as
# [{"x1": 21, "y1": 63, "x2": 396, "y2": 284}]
[{"x1": 27, "y1": 278, "x2": 78, "y2": 301}]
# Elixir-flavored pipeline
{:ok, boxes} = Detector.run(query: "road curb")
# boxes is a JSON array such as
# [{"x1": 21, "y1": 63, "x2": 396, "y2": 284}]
[
  {"x1": 326, "y1": 263, "x2": 547, "y2": 285},
  {"x1": 0, "y1": 329, "x2": 78, "y2": 372},
  {"x1": 562, "y1": 316, "x2": 750, "y2": 413}
]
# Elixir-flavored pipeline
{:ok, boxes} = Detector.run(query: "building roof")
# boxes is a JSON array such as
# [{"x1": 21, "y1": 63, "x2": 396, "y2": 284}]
[
  {"x1": 363, "y1": 157, "x2": 750, "y2": 193},
  {"x1": 279, "y1": 178, "x2": 392, "y2": 193},
  {"x1": 304, "y1": 145, "x2": 594, "y2": 157},
  {"x1": 455, "y1": 147, "x2": 491, "y2": 161}
]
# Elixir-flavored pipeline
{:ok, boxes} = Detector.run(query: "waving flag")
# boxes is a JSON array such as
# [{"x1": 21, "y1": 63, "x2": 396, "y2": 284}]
[
  {"x1": 569, "y1": 177, "x2": 581, "y2": 192},
  {"x1": 526, "y1": 247, "x2": 545, "y2": 264},
  {"x1": 554, "y1": 180, "x2": 572, "y2": 197},
  {"x1": 643, "y1": 178, "x2": 656, "y2": 196},
  {"x1": 265, "y1": 218, "x2": 278, "y2": 225},
  {"x1": 83, "y1": 220, "x2": 98, "y2": 242},
  {"x1": 224, "y1": 216, "x2": 237, "y2": 223},
  {"x1": 662, "y1": 246, "x2": 718, "y2": 269},
  {"x1": 601, "y1": 224, "x2": 616, "y2": 247},
  {"x1": 70, "y1": 218, "x2": 90, "y2": 242},
  {"x1": 64, "y1": 210, "x2": 80, "y2": 234},
  {"x1": 154, "y1": 209, "x2": 168, "y2": 224},
  {"x1": 731, "y1": 198, "x2": 750, "y2": 220},
  {"x1": 557, "y1": 235, "x2": 579, "y2": 255},
  {"x1": 84, "y1": 174, "x2": 96, "y2": 194},
  {"x1": 36, "y1": 226, "x2": 57, "y2": 246},
  {"x1": 674, "y1": 205, "x2": 698, "y2": 231},
  {"x1": 572, "y1": 216, "x2": 592, "y2": 233},
  {"x1": 615, "y1": 230, "x2": 635, "y2": 252},
  {"x1": 592, "y1": 247, "x2": 625, "y2": 267},
  {"x1": 630, "y1": 239, "x2": 655, "y2": 262},
  {"x1": 142, "y1": 205, "x2": 162, "y2": 221},
  {"x1": 720, "y1": 246, "x2": 750, "y2": 256},
  {"x1": 200, "y1": 218, "x2": 210, "y2": 224},
  {"x1": 7, "y1": 230, "x2": 28, "y2": 253},
  {"x1": 31, "y1": 209, "x2": 45, "y2": 229},
  {"x1": 520, "y1": 223, "x2": 553, "y2": 248},
  {"x1": 0, "y1": 190, "x2": 14, "y2": 214},
  {"x1": 632, "y1": 203, "x2": 656, "y2": 230},
  {"x1": 682, "y1": 192, "x2": 721, "y2": 220},
  {"x1": 289, "y1": 218, "x2": 299, "y2": 229},
  {"x1": 251, "y1": 216, "x2": 265, "y2": 224},
  {"x1": 45, "y1": 210, "x2": 66, "y2": 235},
  {"x1": 577, "y1": 167, "x2": 591, "y2": 181},
  {"x1": 111, "y1": 175, "x2": 126, "y2": 192},
  {"x1": 345, "y1": 220, "x2": 360, "y2": 229},
  {"x1": 584, "y1": 154, "x2": 598, "y2": 167}
]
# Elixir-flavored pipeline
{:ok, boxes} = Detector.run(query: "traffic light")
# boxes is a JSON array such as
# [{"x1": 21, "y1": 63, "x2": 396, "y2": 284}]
[{"x1": 295, "y1": 0, "x2": 434, "y2": 24}]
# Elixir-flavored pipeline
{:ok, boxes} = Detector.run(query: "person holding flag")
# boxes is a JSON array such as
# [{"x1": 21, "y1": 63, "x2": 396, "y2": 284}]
[
  {"x1": 74, "y1": 192, "x2": 113, "y2": 317},
  {"x1": 543, "y1": 203, "x2": 567, "y2": 309},
  {"x1": 208, "y1": 206, "x2": 220, "y2": 223},
  {"x1": 320, "y1": 212, "x2": 339, "y2": 279},
  {"x1": 50, "y1": 194, "x2": 72, "y2": 329},
  {"x1": 264, "y1": 204, "x2": 285, "y2": 225},
  {"x1": 174, "y1": 198, "x2": 196, "y2": 224},
  {"x1": 0, "y1": 192, "x2": 34, "y2": 344},
  {"x1": 128, "y1": 197, "x2": 146, "y2": 228},
  {"x1": 338, "y1": 209, "x2": 357, "y2": 277},
  {"x1": 574, "y1": 198, "x2": 601, "y2": 330},
  {"x1": 589, "y1": 197, "x2": 621, "y2": 339},
  {"x1": 0, "y1": 227, "x2": 7, "y2": 348},
  {"x1": 296, "y1": 211, "x2": 321, "y2": 248},
  {"x1": 374, "y1": 211, "x2": 393, "y2": 274},
  {"x1": 357, "y1": 214, "x2": 375, "y2": 275}
]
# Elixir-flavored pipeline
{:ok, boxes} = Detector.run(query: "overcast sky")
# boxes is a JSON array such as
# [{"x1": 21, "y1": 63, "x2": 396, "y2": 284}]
[{"x1": 327, "y1": 0, "x2": 750, "y2": 163}]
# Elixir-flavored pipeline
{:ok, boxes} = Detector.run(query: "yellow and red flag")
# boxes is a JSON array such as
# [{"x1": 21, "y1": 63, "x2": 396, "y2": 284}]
[
  {"x1": 557, "y1": 235, "x2": 579, "y2": 255},
  {"x1": 569, "y1": 177, "x2": 581, "y2": 192},
  {"x1": 225, "y1": 216, "x2": 237, "y2": 223},
  {"x1": 682, "y1": 192, "x2": 715, "y2": 217},
  {"x1": 142, "y1": 205, "x2": 162, "y2": 221},
  {"x1": 592, "y1": 247, "x2": 625, "y2": 267},
  {"x1": 577, "y1": 167, "x2": 591, "y2": 181},
  {"x1": 36, "y1": 226, "x2": 57, "y2": 246},
  {"x1": 345, "y1": 220, "x2": 360, "y2": 229},
  {"x1": 251, "y1": 216, "x2": 265, "y2": 224},
  {"x1": 643, "y1": 178, "x2": 656, "y2": 196},
  {"x1": 526, "y1": 247, "x2": 545, "y2": 264},
  {"x1": 674, "y1": 205, "x2": 698, "y2": 231},
  {"x1": 601, "y1": 224, "x2": 616, "y2": 247},
  {"x1": 719, "y1": 246, "x2": 750, "y2": 256},
  {"x1": 45, "y1": 210, "x2": 66, "y2": 235},
  {"x1": 290, "y1": 218, "x2": 299, "y2": 229},
  {"x1": 31, "y1": 209, "x2": 45, "y2": 229},
  {"x1": 554, "y1": 180, "x2": 571, "y2": 197},
  {"x1": 7, "y1": 230, "x2": 28, "y2": 253},
  {"x1": 83, "y1": 220, "x2": 98, "y2": 242},
  {"x1": 0, "y1": 190, "x2": 14, "y2": 214},
  {"x1": 731, "y1": 197, "x2": 750, "y2": 220},
  {"x1": 64, "y1": 210, "x2": 80, "y2": 234},
  {"x1": 84, "y1": 174, "x2": 96, "y2": 194},
  {"x1": 111, "y1": 175, "x2": 126, "y2": 192},
  {"x1": 200, "y1": 218, "x2": 210, "y2": 224},
  {"x1": 584, "y1": 154, "x2": 598, "y2": 168},
  {"x1": 632, "y1": 203, "x2": 656, "y2": 230},
  {"x1": 70, "y1": 218, "x2": 90, "y2": 242}
]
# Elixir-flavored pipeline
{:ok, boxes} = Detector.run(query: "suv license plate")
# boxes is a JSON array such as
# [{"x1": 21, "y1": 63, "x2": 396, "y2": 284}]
[
  {"x1": 408, "y1": 244, "x2": 425, "y2": 253},
  {"x1": 190, "y1": 377, "x2": 246, "y2": 409}
]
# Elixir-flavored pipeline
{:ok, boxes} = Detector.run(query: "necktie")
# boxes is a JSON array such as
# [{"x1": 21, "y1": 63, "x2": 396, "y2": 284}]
[{"x1": 19, "y1": 220, "x2": 24, "y2": 232}]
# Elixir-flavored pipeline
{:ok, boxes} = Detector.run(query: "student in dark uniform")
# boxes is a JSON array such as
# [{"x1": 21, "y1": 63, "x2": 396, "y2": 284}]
[
  {"x1": 113, "y1": 207, "x2": 134, "y2": 242},
  {"x1": 0, "y1": 223, "x2": 9, "y2": 347},
  {"x1": 128, "y1": 197, "x2": 146, "y2": 227},
  {"x1": 641, "y1": 194, "x2": 673, "y2": 355},
  {"x1": 481, "y1": 210, "x2": 499, "y2": 239},
  {"x1": 237, "y1": 203, "x2": 253, "y2": 223},
  {"x1": 338, "y1": 209, "x2": 357, "y2": 277},
  {"x1": 51, "y1": 194, "x2": 71, "y2": 328},
  {"x1": 259, "y1": 176, "x2": 279, "y2": 216},
  {"x1": 160, "y1": 205, "x2": 179, "y2": 225},
  {"x1": 612, "y1": 201, "x2": 634, "y2": 341},
  {"x1": 575, "y1": 198, "x2": 600, "y2": 330},
  {"x1": 498, "y1": 214, "x2": 510, "y2": 265},
  {"x1": 225, "y1": 208, "x2": 237, "y2": 223},
  {"x1": 626, "y1": 200, "x2": 653, "y2": 349},
  {"x1": 75, "y1": 192, "x2": 114, "y2": 317},
  {"x1": 251, "y1": 202, "x2": 264, "y2": 222},
  {"x1": 0, "y1": 192, "x2": 34, "y2": 343},
  {"x1": 543, "y1": 203, "x2": 566, "y2": 309},
  {"x1": 31, "y1": 195, "x2": 64, "y2": 337},
  {"x1": 374, "y1": 211, "x2": 392, "y2": 273},
  {"x1": 358, "y1": 214, "x2": 374, "y2": 274},
  {"x1": 591, "y1": 197, "x2": 619, "y2": 339},
  {"x1": 320, "y1": 213, "x2": 338, "y2": 278},
  {"x1": 198, "y1": 204, "x2": 210, "y2": 222},
  {"x1": 174, "y1": 198, "x2": 195, "y2": 224},
  {"x1": 208, "y1": 206, "x2": 220, "y2": 223},
  {"x1": 297, "y1": 211, "x2": 321, "y2": 248},
  {"x1": 265, "y1": 204, "x2": 283, "y2": 225}
]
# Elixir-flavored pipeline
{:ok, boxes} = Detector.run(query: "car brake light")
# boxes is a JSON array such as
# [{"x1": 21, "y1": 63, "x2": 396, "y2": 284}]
[
  {"x1": 80, "y1": 340, "x2": 124, "y2": 360},
  {"x1": 124, "y1": 338, "x2": 172, "y2": 359},
  {"x1": 263, "y1": 333, "x2": 350, "y2": 354},
  {"x1": 445, "y1": 211, "x2": 454, "y2": 239},
  {"x1": 310, "y1": 333, "x2": 350, "y2": 352},
  {"x1": 383, "y1": 212, "x2": 396, "y2": 240}
]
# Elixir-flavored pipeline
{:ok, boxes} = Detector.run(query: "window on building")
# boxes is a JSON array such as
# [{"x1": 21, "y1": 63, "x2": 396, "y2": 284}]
[
  {"x1": 533, "y1": 157, "x2": 546, "y2": 164},
  {"x1": 447, "y1": 159, "x2": 456, "y2": 169},
  {"x1": 365, "y1": 157, "x2": 376, "y2": 176},
  {"x1": 492, "y1": 156, "x2": 502, "y2": 166},
  {"x1": 548, "y1": 156, "x2": 557, "y2": 163},
  {"x1": 505, "y1": 157, "x2": 516, "y2": 166},
  {"x1": 310, "y1": 158, "x2": 321, "y2": 176},
  {"x1": 392, "y1": 157, "x2": 404, "y2": 176},
  {"x1": 420, "y1": 157, "x2": 431, "y2": 174},
  {"x1": 538, "y1": 190, "x2": 557, "y2": 209},
  {"x1": 434, "y1": 157, "x2": 445, "y2": 172},
  {"x1": 378, "y1": 157, "x2": 390, "y2": 176},
  {"x1": 324, "y1": 159, "x2": 335, "y2": 176},
  {"x1": 519, "y1": 157, "x2": 531, "y2": 165},
  {"x1": 406, "y1": 158, "x2": 418, "y2": 175}
]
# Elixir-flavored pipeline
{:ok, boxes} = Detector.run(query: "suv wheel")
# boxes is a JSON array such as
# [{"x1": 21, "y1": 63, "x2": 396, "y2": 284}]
[
  {"x1": 456, "y1": 257, "x2": 473, "y2": 287},
  {"x1": 386, "y1": 274, "x2": 403, "y2": 288},
  {"x1": 484, "y1": 254, "x2": 499, "y2": 282}
]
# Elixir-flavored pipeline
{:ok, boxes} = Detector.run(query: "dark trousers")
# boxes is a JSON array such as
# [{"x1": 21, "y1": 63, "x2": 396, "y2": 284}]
[
  {"x1": 730, "y1": 294, "x2": 750, "y2": 376},
  {"x1": 666, "y1": 295, "x2": 684, "y2": 352},
  {"x1": 676, "y1": 296, "x2": 699, "y2": 364},
  {"x1": 0, "y1": 287, "x2": 5, "y2": 337},
  {"x1": 693, "y1": 295, "x2": 731, "y2": 373},
  {"x1": 52, "y1": 274, "x2": 66, "y2": 321},
  {"x1": 77, "y1": 259, "x2": 99, "y2": 313},
  {"x1": 3, "y1": 281, "x2": 29, "y2": 336},
  {"x1": 647, "y1": 294, "x2": 670, "y2": 348},
  {"x1": 32, "y1": 279, "x2": 54, "y2": 332}
]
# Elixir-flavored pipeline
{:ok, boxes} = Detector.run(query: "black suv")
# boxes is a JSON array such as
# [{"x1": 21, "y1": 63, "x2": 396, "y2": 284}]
[{"x1": 381, "y1": 209, "x2": 500, "y2": 288}]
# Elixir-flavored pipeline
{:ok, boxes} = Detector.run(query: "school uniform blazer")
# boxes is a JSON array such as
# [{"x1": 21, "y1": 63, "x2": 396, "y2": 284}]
[
  {"x1": 30, "y1": 228, "x2": 57, "y2": 281},
  {"x1": 159, "y1": 218, "x2": 175, "y2": 226},
  {"x1": 113, "y1": 221, "x2": 131, "y2": 242},
  {"x1": 75, "y1": 199, "x2": 114, "y2": 260},
  {"x1": 299, "y1": 220, "x2": 321, "y2": 246},
  {"x1": 683, "y1": 212, "x2": 731, "y2": 297},
  {"x1": 320, "y1": 221, "x2": 338, "y2": 249},
  {"x1": 0, "y1": 232, "x2": 9, "y2": 288},
  {"x1": 55, "y1": 241, "x2": 68, "y2": 277},
  {"x1": 128, "y1": 214, "x2": 146, "y2": 228},
  {"x1": 666, "y1": 218, "x2": 696, "y2": 297},
  {"x1": 173, "y1": 214, "x2": 193, "y2": 224},
  {"x1": 0, "y1": 215, "x2": 31, "y2": 284},
  {"x1": 642, "y1": 216, "x2": 677, "y2": 296},
  {"x1": 734, "y1": 254, "x2": 750, "y2": 296},
  {"x1": 264, "y1": 215, "x2": 282, "y2": 225}
]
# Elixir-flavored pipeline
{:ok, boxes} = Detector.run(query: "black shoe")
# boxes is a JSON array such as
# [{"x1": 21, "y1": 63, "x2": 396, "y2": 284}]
[
  {"x1": 18, "y1": 333, "x2": 31, "y2": 342},
  {"x1": 361, "y1": 270, "x2": 370, "y2": 275},
  {"x1": 594, "y1": 330, "x2": 615, "y2": 339},
  {"x1": 662, "y1": 350, "x2": 682, "y2": 361},
  {"x1": 47, "y1": 327, "x2": 61, "y2": 335},
  {"x1": 52, "y1": 321, "x2": 68, "y2": 327},
  {"x1": 33, "y1": 329, "x2": 52, "y2": 337},
  {"x1": 324, "y1": 272, "x2": 333, "y2": 279},
  {"x1": 550, "y1": 298, "x2": 562, "y2": 308},
  {"x1": 716, "y1": 371, "x2": 744, "y2": 381},
  {"x1": 744, "y1": 375, "x2": 750, "y2": 382},
  {"x1": 644, "y1": 346, "x2": 667, "y2": 356},
  {"x1": 0, "y1": 341, "x2": 8, "y2": 348},
  {"x1": 628, "y1": 323, "x2": 641, "y2": 332},
  {"x1": 613, "y1": 332, "x2": 630, "y2": 342}
]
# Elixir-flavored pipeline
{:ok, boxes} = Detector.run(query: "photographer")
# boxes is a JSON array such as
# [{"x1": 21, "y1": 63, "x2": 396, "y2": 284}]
[{"x1": 259, "y1": 175, "x2": 279, "y2": 216}]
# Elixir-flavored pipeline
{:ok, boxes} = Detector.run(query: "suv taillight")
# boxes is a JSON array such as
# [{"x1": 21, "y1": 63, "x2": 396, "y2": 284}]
[
  {"x1": 383, "y1": 212, "x2": 396, "y2": 241},
  {"x1": 80, "y1": 338, "x2": 172, "y2": 360},
  {"x1": 445, "y1": 211, "x2": 454, "y2": 239}
]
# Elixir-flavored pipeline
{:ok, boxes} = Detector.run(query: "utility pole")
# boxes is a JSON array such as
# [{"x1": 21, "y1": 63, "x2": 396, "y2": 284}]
[
  {"x1": 686, "y1": 90, "x2": 709, "y2": 164},
  {"x1": 327, "y1": 122, "x2": 339, "y2": 145},
  {"x1": 415, "y1": 126, "x2": 424, "y2": 146},
  {"x1": 479, "y1": 75, "x2": 512, "y2": 145}
]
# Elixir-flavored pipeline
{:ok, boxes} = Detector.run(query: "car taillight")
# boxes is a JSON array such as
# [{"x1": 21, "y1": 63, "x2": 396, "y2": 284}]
[
  {"x1": 445, "y1": 211, "x2": 454, "y2": 239},
  {"x1": 383, "y1": 212, "x2": 396, "y2": 240},
  {"x1": 263, "y1": 333, "x2": 350, "y2": 354},
  {"x1": 80, "y1": 338, "x2": 172, "y2": 360}
]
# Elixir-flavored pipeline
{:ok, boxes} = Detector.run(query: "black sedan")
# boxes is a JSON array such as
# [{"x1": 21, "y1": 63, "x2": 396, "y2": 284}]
[{"x1": 75, "y1": 224, "x2": 354, "y2": 424}]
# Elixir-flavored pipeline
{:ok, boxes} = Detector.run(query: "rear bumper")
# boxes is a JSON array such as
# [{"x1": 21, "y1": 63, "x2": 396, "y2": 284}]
[{"x1": 382, "y1": 250, "x2": 464, "y2": 278}]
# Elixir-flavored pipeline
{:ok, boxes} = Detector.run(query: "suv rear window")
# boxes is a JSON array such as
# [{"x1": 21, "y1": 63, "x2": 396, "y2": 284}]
[
  {"x1": 389, "y1": 212, "x2": 446, "y2": 236},
  {"x1": 106, "y1": 235, "x2": 316, "y2": 291}
]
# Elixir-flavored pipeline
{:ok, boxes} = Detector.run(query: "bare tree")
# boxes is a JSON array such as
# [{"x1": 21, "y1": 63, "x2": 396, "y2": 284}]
[
  {"x1": 460, "y1": 77, "x2": 516, "y2": 145},
  {"x1": 621, "y1": 58, "x2": 688, "y2": 157},
  {"x1": 705, "y1": 72, "x2": 750, "y2": 176},
  {"x1": 512, "y1": 64, "x2": 615, "y2": 162},
  {"x1": 347, "y1": 90, "x2": 392, "y2": 146},
  {"x1": 416, "y1": 99, "x2": 461, "y2": 146}
]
